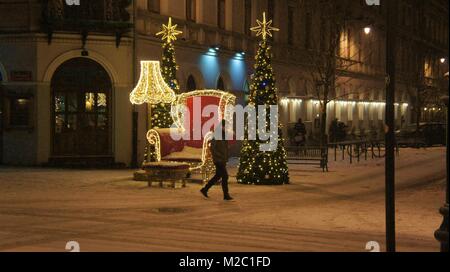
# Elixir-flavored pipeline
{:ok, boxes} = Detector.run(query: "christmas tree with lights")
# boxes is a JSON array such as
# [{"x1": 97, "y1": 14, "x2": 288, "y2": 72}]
[
  {"x1": 237, "y1": 13, "x2": 289, "y2": 185},
  {"x1": 152, "y1": 17, "x2": 182, "y2": 128}
]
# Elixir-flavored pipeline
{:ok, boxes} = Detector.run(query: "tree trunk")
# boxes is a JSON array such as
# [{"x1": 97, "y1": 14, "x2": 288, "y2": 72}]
[
  {"x1": 320, "y1": 105, "x2": 328, "y2": 147},
  {"x1": 320, "y1": 84, "x2": 329, "y2": 147}
]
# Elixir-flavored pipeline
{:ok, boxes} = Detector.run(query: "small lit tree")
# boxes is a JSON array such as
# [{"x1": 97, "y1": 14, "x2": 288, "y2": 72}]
[
  {"x1": 237, "y1": 13, "x2": 289, "y2": 185},
  {"x1": 152, "y1": 17, "x2": 182, "y2": 128}
]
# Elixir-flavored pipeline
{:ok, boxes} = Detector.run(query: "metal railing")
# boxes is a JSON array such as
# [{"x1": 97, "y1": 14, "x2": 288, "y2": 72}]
[{"x1": 329, "y1": 139, "x2": 399, "y2": 164}]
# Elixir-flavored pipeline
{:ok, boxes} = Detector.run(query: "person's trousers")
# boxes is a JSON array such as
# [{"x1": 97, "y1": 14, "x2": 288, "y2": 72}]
[{"x1": 204, "y1": 163, "x2": 229, "y2": 197}]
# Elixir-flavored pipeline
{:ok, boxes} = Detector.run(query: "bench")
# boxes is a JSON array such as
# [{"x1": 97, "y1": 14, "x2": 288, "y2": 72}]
[{"x1": 286, "y1": 146, "x2": 329, "y2": 172}]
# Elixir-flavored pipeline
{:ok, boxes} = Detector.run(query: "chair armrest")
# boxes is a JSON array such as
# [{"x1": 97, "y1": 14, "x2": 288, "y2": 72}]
[{"x1": 147, "y1": 128, "x2": 187, "y2": 161}]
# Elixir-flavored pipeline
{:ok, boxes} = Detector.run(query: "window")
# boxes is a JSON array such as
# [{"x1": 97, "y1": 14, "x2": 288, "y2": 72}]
[
  {"x1": 186, "y1": 75, "x2": 197, "y2": 91},
  {"x1": 267, "y1": 0, "x2": 275, "y2": 41},
  {"x1": 244, "y1": 0, "x2": 252, "y2": 35},
  {"x1": 5, "y1": 97, "x2": 32, "y2": 128},
  {"x1": 320, "y1": 17, "x2": 326, "y2": 51},
  {"x1": 186, "y1": 0, "x2": 196, "y2": 22},
  {"x1": 339, "y1": 29, "x2": 351, "y2": 59},
  {"x1": 217, "y1": 77, "x2": 225, "y2": 91},
  {"x1": 148, "y1": 0, "x2": 160, "y2": 13},
  {"x1": 268, "y1": 0, "x2": 275, "y2": 23},
  {"x1": 218, "y1": 0, "x2": 226, "y2": 29},
  {"x1": 305, "y1": 12, "x2": 312, "y2": 49},
  {"x1": 287, "y1": 6, "x2": 295, "y2": 45}
]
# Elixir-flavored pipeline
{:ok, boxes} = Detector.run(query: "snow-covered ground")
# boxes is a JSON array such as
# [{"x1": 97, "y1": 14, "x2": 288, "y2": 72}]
[{"x1": 0, "y1": 147, "x2": 446, "y2": 252}]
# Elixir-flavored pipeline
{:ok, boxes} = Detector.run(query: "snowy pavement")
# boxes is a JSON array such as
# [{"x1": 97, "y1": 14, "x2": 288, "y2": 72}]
[{"x1": 0, "y1": 147, "x2": 446, "y2": 252}]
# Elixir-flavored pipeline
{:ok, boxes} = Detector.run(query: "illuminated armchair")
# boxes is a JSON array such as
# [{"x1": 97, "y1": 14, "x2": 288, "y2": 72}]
[{"x1": 147, "y1": 90, "x2": 236, "y2": 179}]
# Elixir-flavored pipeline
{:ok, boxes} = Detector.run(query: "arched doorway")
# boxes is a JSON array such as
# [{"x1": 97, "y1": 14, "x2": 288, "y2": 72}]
[{"x1": 51, "y1": 58, "x2": 112, "y2": 157}]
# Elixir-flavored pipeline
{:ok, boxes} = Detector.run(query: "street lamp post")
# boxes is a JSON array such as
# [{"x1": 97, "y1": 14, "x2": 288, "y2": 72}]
[
  {"x1": 435, "y1": 95, "x2": 449, "y2": 252},
  {"x1": 385, "y1": 0, "x2": 398, "y2": 252}
]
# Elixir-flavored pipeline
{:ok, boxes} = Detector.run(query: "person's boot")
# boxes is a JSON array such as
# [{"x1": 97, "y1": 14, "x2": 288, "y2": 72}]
[
  {"x1": 224, "y1": 195, "x2": 233, "y2": 201},
  {"x1": 200, "y1": 188, "x2": 209, "y2": 198}
]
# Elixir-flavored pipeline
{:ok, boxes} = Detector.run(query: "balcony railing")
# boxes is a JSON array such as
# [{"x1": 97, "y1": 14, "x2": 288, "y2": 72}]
[{"x1": 42, "y1": 0, "x2": 132, "y2": 46}]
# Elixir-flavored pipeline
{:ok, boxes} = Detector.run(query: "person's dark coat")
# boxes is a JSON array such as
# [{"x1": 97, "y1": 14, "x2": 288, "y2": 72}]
[
  {"x1": 294, "y1": 122, "x2": 307, "y2": 135},
  {"x1": 210, "y1": 138, "x2": 229, "y2": 164}
]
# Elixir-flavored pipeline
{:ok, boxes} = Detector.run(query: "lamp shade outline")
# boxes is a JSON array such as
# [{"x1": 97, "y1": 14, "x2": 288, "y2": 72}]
[{"x1": 130, "y1": 61, "x2": 176, "y2": 105}]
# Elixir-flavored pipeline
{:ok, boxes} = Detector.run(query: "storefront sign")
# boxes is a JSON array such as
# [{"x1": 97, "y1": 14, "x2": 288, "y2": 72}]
[{"x1": 10, "y1": 71, "x2": 32, "y2": 82}]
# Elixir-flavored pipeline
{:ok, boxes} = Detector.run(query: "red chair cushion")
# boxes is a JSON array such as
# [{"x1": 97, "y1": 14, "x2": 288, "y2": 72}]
[{"x1": 185, "y1": 96, "x2": 221, "y2": 148}]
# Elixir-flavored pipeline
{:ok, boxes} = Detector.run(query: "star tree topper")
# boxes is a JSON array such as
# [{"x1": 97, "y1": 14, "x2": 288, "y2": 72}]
[
  {"x1": 250, "y1": 12, "x2": 279, "y2": 41},
  {"x1": 156, "y1": 17, "x2": 183, "y2": 43}
]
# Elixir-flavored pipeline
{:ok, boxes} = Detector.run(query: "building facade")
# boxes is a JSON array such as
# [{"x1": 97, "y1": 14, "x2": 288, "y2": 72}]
[
  {"x1": 1, "y1": 0, "x2": 448, "y2": 166},
  {"x1": 0, "y1": 0, "x2": 134, "y2": 166}
]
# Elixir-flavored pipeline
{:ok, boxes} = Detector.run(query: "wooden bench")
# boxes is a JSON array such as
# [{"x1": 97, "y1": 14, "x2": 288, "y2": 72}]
[{"x1": 286, "y1": 146, "x2": 329, "y2": 172}]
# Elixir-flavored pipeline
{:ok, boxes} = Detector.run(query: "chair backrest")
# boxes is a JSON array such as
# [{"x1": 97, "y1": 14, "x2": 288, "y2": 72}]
[{"x1": 171, "y1": 90, "x2": 235, "y2": 148}]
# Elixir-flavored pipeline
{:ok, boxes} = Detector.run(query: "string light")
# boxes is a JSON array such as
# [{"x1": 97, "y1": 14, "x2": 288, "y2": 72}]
[{"x1": 305, "y1": 99, "x2": 408, "y2": 108}]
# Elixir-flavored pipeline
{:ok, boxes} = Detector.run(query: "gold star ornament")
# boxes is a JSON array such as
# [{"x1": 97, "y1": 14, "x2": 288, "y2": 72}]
[
  {"x1": 250, "y1": 12, "x2": 279, "y2": 41},
  {"x1": 156, "y1": 17, "x2": 183, "y2": 43}
]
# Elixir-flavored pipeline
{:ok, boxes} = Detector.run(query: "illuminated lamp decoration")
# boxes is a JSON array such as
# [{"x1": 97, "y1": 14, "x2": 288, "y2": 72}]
[{"x1": 129, "y1": 61, "x2": 176, "y2": 105}]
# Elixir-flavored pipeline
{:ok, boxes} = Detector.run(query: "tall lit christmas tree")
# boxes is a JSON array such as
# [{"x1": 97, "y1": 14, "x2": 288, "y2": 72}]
[
  {"x1": 152, "y1": 17, "x2": 182, "y2": 128},
  {"x1": 237, "y1": 12, "x2": 289, "y2": 185}
]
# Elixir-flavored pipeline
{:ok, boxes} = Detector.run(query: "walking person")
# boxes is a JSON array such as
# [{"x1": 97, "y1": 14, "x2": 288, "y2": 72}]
[
  {"x1": 200, "y1": 120, "x2": 233, "y2": 201},
  {"x1": 294, "y1": 118, "x2": 307, "y2": 147},
  {"x1": 329, "y1": 118, "x2": 339, "y2": 143}
]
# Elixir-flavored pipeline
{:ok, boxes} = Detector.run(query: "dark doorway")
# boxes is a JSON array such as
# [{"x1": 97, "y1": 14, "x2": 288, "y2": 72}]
[{"x1": 51, "y1": 58, "x2": 112, "y2": 158}]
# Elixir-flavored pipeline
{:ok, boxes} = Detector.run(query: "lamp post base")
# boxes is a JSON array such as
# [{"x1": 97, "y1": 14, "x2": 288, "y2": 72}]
[{"x1": 435, "y1": 203, "x2": 449, "y2": 252}]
